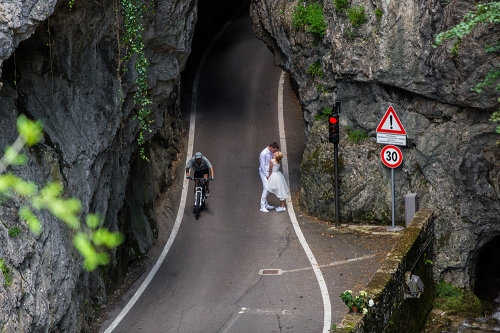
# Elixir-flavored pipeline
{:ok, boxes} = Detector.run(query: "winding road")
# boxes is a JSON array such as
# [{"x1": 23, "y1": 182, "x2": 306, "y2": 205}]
[{"x1": 99, "y1": 8, "x2": 332, "y2": 333}]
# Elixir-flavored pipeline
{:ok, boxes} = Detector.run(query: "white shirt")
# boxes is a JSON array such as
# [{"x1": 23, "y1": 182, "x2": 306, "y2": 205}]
[{"x1": 259, "y1": 147, "x2": 274, "y2": 177}]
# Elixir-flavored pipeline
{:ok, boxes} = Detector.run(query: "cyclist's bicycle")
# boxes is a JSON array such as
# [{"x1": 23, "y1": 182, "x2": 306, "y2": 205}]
[{"x1": 186, "y1": 176, "x2": 213, "y2": 219}]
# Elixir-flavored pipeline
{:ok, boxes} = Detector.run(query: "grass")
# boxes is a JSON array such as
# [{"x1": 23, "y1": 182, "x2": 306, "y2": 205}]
[
  {"x1": 314, "y1": 107, "x2": 333, "y2": 121},
  {"x1": 0, "y1": 259, "x2": 13, "y2": 287},
  {"x1": 346, "y1": 126, "x2": 369, "y2": 143},
  {"x1": 347, "y1": 6, "x2": 367, "y2": 27},
  {"x1": 375, "y1": 8, "x2": 383, "y2": 21},
  {"x1": 434, "y1": 281, "x2": 485, "y2": 316},
  {"x1": 8, "y1": 227, "x2": 20, "y2": 237},
  {"x1": 307, "y1": 61, "x2": 323, "y2": 78},
  {"x1": 292, "y1": 3, "x2": 327, "y2": 38},
  {"x1": 333, "y1": 0, "x2": 348, "y2": 11}
]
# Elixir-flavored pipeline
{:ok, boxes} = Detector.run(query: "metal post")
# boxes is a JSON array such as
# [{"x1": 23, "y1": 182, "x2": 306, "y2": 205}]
[
  {"x1": 334, "y1": 142, "x2": 339, "y2": 227},
  {"x1": 387, "y1": 168, "x2": 403, "y2": 231},
  {"x1": 334, "y1": 100, "x2": 340, "y2": 227}
]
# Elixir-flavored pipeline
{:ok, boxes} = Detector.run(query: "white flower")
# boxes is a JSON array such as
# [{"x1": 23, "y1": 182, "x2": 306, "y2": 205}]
[
  {"x1": 359, "y1": 291, "x2": 367, "y2": 297},
  {"x1": 368, "y1": 299, "x2": 374, "y2": 307},
  {"x1": 362, "y1": 308, "x2": 368, "y2": 314}
]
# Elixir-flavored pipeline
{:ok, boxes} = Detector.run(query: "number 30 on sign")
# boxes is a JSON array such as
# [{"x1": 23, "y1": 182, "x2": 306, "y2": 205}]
[{"x1": 380, "y1": 145, "x2": 403, "y2": 168}]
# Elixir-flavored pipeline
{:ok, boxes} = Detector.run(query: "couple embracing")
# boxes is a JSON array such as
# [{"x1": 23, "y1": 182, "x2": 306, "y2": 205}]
[{"x1": 259, "y1": 142, "x2": 289, "y2": 213}]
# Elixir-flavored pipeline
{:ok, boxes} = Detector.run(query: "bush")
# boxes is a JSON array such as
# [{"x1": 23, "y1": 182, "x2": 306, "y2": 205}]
[
  {"x1": 347, "y1": 6, "x2": 367, "y2": 27},
  {"x1": 292, "y1": 3, "x2": 327, "y2": 38},
  {"x1": 333, "y1": 0, "x2": 348, "y2": 11},
  {"x1": 307, "y1": 61, "x2": 323, "y2": 78},
  {"x1": 314, "y1": 107, "x2": 333, "y2": 121},
  {"x1": 375, "y1": 8, "x2": 383, "y2": 21},
  {"x1": 346, "y1": 126, "x2": 369, "y2": 143},
  {"x1": 8, "y1": 227, "x2": 20, "y2": 237}
]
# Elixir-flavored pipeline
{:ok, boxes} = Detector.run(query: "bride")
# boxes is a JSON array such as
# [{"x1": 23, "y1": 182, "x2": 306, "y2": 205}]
[{"x1": 266, "y1": 151, "x2": 289, "y2": 212}]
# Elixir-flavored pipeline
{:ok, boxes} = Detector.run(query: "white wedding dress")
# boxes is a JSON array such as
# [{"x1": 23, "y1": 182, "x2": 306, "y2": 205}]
[{"x1": 267, "y1": 161, "x2": 288, "y2": 200}]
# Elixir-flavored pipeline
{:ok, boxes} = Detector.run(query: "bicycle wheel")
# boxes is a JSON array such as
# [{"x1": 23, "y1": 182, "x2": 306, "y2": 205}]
[{"x1": 195, "y1": 191, "x2": 201, "y2": 220}]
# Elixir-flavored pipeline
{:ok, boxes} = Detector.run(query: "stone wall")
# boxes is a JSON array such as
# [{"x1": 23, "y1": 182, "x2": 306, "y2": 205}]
[
  {"x1": 250, "y1": 0, "x2": 500, "y2": 287},
  {"x1": 336, "y1": 208, "x2": 435, "y2": 332}
]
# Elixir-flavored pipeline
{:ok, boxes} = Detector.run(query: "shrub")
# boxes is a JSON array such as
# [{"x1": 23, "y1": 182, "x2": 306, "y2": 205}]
[
  {"x1": 307, "y1": 61, "x2": 323, "y2": 78},
  {"x1": 314, "y1": 107, "x2": 333, "y2": 121},
  {"x1": 375, "y1": 7, "x2": 383, "y2": 20},
  {"x1": 346, "y1": 126, "x2": 369, "y2": 143},
  {"x1": 0, "y1": 259, "x2": 13, "y2": 287},
  {"x1": 347, "y1": 6, "x2": 367, "y2": 27},
  {"x1": 333, "y1": 0, "x2": 348, "y2": 11},
  {"x1": 8, "y1": 227, "x2": 20, "y2": 237},
  {"x1": 292, "y1": 3, "x2": 327, "y2": 38}
]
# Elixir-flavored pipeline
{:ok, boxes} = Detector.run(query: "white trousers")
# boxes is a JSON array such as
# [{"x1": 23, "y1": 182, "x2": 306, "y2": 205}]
[{"x1": 259, "y1": 169, "x2": 269, "y2": 209}]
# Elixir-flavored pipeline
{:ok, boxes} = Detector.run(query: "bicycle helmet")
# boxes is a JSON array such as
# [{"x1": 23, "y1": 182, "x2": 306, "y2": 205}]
[{"x1": 194, "y1": 152, "x2": 202, "y2": 159}]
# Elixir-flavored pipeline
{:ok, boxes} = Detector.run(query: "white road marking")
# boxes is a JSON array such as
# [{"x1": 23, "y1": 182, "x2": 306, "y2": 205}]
[
  {"x1": 277, "y1": 70, "x2": 332, "y2": 333},
  {"x1": 102, "y1": 17, "x2": 231, "y2": 333},
  {"x1": 260, "y1": 253, "x2": 378, "y2": 275}
]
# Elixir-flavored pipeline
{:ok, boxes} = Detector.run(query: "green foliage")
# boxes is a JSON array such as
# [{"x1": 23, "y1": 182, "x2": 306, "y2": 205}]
[
  {"x1": 1, "y1": 116, "x2": 124, "y2": 271},
  {"x1": 345, "y1": 126, "x2": 368, "y2": 143},
  {"x1": 8, "y1": 227, "x2": 20, "y2": 237},
  {"x1": 314, "y1": 107, "x2": 333, "y2": 121},
  {"x1": 347, "y1": 6, "x2": 367, "y2": 27},
  {"x1": 0, "y1": 259, "x2": 13, "y2": 287},
  {"x1": 375, "y1": 8, "x2": 383, "y2": 21},
  {"x1": 121, "y1": 0, "x2": 152, "y2": 160},
  {"x1": 340, "y1": 290, "x2": 374, "y2": 313},
  {"x1": 434, "y1": 281, "x2": 483, "y2": 315},
  {"x1": 307, "y1": 61, "x2": 323, "y2": 78},
  {"x1": 435, "y1": 2, "x2": 500, "y2": 134},
  {"x1": 292, "y1": 3, "x2": 327, "y2": 38},
  {"x1": 333, "y1": 0, "x2": 348, "y2": 12},
  {"x1": 434, "y1": 2, "x2": 500, "y2": 45}
]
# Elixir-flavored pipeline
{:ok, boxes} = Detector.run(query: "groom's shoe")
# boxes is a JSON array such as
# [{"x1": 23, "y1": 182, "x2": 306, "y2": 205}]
[
  {"x1": 265, "y1": 205, "x2": 275, "y2": 210},
  {"x1": 260, "y1": 207, "x2": 269, "y2": 213}
]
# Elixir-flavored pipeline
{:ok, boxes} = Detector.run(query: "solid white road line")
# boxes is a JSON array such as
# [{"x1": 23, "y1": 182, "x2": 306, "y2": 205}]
[
  {"x1": 102, "y1": 18, "x2": 232, "y2": 333},
  {"x1": 277, "y1": 70, "x2": 332, "y2": 333}
]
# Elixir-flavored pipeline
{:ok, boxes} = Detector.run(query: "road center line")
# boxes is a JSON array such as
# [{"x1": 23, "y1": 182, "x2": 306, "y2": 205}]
[{"x1": 277, "y1": 71, "x2": 332, "y2": 333}]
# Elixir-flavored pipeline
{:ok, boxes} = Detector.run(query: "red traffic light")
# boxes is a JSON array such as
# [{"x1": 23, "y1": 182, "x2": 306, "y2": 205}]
[{"x1": 329, "y1": 116, "x2": 338, "y2": 124}]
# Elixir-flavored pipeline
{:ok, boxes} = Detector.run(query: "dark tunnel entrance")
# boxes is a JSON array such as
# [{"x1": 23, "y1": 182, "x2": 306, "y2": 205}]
[{"x1": 474, "y1": 235, "x2": 500, "y2": 303}]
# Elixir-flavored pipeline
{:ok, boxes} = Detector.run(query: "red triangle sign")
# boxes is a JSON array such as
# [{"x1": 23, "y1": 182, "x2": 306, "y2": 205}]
[{"x1": 376, "y1": 106, "x2": 407, "y2": 135}]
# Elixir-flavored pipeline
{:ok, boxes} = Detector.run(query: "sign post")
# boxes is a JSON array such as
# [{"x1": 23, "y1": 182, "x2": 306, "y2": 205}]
[
  {"x1": 377, "y1": 106, "x2": 406, "y2": 232},
  {"x1": 380, "y1": 145, "x2": 404, "y2": 232}
]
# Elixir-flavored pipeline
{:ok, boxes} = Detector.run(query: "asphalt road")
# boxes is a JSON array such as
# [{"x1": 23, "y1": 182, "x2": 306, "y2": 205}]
[{"x1": 98, "y1": 8, "x2": 331, "y2": 333}]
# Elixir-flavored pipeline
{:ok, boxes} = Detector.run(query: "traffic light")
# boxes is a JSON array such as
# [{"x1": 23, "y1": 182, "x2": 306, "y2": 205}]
[{"x1": 329, "y1": 113, "x2": 340, "y2": 144}]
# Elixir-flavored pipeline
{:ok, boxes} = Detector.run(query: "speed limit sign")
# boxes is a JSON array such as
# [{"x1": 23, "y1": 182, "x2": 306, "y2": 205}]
[{"x1": 380, "y1": 145, "x2": 403, "y2": 168}]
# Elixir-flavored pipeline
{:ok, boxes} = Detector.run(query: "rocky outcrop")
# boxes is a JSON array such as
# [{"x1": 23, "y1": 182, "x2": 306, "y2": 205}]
[
  {"x1": 250, "y1": 0, "x2": 500, "y2": 288},
  {"x1": 0, "y1": 0, "x2": 196, "y2": 331}
]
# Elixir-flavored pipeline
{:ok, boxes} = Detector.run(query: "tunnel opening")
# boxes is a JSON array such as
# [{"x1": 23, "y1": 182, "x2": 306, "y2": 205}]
[{"x1": 474, "y1": 235, "x2": 500, "y2": 303}]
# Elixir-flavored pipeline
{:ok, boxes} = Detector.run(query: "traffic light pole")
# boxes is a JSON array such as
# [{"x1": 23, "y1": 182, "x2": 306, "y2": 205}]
[
  {"x1": 333, "y1": 100, "x2": 340, "y2": 227},
  {"x1": 334, "y1": 142, "x2": 339, "y2": 227}
]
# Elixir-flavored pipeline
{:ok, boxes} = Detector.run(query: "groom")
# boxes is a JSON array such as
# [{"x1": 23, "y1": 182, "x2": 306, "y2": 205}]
[{"x1": 259, "y1": 142, "x2": 280, "y2": 212}]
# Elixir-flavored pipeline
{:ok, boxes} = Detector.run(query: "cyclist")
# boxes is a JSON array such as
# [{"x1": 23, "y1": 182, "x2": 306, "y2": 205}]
[{"x1": 186, "y1": 152, "x2": 214, "y2": 205}]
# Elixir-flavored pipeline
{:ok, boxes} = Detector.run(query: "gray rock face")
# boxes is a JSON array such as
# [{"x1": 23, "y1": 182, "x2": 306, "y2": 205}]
[
  {"x1": 0, "y1": 0, "x2": 196, "y2": 331},
  {"x1": 250, "y1": 0, "x2": 500, "y2": 287}
]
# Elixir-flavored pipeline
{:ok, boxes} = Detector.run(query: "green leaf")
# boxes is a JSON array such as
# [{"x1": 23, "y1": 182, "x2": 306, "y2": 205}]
[
  {"x1": 19, "y1": 206, "x2": 42, "y2": 234},
  {"x1": 85, "y1": 214, "x2": 101, "y2": 229},
  {"x1": 16, "y1": 115, "x2": 43, "y2": 146}
]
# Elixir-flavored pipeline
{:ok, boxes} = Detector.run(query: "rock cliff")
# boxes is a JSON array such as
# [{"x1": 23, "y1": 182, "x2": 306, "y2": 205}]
[
  {"x1": 0, "y1": 0, "x2": 196, "y2": 331},
  {"x1": 250, "y1": 0, "x2": 500, "y2": 288}
]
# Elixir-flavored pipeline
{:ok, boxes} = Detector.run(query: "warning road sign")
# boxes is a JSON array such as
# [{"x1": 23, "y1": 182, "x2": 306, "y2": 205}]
[
  {"x1": 376, "y1": 106, "x2": 407, "y2": 135},
  {"x1": 376, "y1": 106, "x2": 407, "y2": 146}
]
